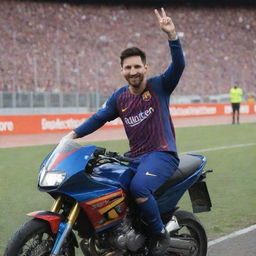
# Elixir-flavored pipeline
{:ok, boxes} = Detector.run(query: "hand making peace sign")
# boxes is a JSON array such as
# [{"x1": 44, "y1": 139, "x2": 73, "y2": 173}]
[{"x1": 154, "y1": 8, "x2": 177, "y2": 40}]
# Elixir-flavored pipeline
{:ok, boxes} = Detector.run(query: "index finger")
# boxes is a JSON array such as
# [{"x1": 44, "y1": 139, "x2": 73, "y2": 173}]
[{"x1": 154, "y1": 9, "x2": 162, "y2": 21}]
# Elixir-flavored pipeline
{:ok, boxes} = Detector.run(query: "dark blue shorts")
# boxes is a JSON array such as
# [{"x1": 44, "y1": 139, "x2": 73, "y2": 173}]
[{"x1": 128, "y1": 151, "x2": 179, "y2": 198}]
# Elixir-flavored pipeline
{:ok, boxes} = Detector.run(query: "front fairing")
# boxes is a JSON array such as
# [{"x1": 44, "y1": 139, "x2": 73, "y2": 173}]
[
  {"x1": 38, "y1": 140, "x2": 97, "y2": 191},
  {"x1": 37, "y1": 141, "x2": 132, "y2": 203}
]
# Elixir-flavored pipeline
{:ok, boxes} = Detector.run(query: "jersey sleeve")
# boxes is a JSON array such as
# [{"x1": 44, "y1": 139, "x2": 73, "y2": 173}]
[
  {"x1": 160, "y1": 39, "x2": 185, "y2": 94},
  {"x1": 74, "y1": 92, "x2": 119, "y2": 138}
]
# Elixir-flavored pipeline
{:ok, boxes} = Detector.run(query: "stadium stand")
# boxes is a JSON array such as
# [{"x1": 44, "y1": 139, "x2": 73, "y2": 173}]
[{"x1": 0, "y1": 1, "x2": 255, "y2": 97}]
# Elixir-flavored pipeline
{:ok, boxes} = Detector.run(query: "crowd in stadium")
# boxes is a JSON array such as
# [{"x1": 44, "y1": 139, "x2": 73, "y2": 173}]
[{"x1": 0, "y1": 1, "x2": 255, "y2": 97}]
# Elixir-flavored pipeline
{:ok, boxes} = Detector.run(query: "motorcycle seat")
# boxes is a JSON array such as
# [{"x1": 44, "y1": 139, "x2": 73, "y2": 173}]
[{"x1": 154, "y1": 154, "x2": 203, "y2": 198}]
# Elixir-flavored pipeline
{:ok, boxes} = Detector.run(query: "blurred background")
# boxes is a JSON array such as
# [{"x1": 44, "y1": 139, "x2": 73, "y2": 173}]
[{"x1": 0, "y1": 0, "x2": 255, "y2": 114}]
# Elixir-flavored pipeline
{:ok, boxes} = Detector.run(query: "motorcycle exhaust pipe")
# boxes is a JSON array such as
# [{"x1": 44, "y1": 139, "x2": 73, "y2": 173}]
[{"x1": 168, "y1": 237, "x2": 196, "y2": 255}]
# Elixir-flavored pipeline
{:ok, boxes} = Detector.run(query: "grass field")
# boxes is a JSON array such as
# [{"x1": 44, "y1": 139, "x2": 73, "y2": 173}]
[{"x1": 0, "y1": 122, "x2": 256, "y2": 254}]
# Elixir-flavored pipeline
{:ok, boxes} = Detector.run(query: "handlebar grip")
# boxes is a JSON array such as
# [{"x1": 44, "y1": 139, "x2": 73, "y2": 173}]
[
  {"x1": 116, "y1": 155, "x2": 133, "y2": 163},
  {"x1": 103, "y1": 150, "x2": 133, "y2": 163},
  {"x1": 94, "y1": 147, "x2": 106, "y2": 157}
]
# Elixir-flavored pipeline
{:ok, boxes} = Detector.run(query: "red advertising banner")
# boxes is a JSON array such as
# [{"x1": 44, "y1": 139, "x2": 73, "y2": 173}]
[
  {"x1": 1, "y1": 103, "x2": 255, "y2": 135},
  {"x1": 170, "y1": 103, "x2": 256, "y2": 118}
]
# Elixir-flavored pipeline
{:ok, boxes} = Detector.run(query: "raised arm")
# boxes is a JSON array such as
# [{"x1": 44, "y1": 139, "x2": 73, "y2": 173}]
[{"x1": 155, "y1": 8, "x2": 185, "y2": 94}]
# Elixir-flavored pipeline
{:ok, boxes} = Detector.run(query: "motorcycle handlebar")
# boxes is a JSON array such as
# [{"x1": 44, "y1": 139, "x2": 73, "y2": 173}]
[
  {"x1": 106, "y1": 151, "x2": 133, "y2": 163},
  {"x1": 94, "y1": 147, "x2": 133, "y2": 163},
  {"x1": 115, "y1": 155, "x2": 133, "y2": 163}
]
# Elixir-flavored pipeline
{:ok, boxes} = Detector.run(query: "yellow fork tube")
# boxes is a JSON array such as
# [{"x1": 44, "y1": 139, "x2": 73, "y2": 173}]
[
  {"x1": 50, "y1": 196, "x2": 80, "y2": 222},
  {"x1": 51, "y1": 196, "x2": 63, "y2": 213},
  {"x1": 67, "y1": 202, "x2": 80, "y2": 224}
]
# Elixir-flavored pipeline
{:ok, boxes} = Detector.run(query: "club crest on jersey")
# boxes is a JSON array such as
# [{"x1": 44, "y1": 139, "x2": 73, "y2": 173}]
[{"x1": 142, "y1": 91, "x2": 151, "y2": 101}]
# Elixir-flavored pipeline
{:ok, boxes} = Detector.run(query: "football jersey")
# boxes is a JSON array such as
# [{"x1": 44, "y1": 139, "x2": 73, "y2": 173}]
[{"x1": 74, "y1": 39, "x2": 185, "y2": 157}]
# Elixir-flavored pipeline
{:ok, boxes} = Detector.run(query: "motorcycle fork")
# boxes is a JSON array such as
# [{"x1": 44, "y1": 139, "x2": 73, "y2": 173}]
[
  {"x1": 50, "y1": 200, "x2": 80, "y2": 256},
  {"x1": 51, "y1": 196, "x2": 63, "y2": 213}
]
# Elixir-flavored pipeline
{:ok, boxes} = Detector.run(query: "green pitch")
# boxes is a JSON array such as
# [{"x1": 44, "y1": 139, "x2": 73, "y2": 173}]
[{"x1": 0, "y1": 122, "x2": 256, "y2": 254}]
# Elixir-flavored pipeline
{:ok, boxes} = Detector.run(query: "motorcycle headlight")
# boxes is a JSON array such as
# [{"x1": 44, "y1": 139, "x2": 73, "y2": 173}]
[{"x1": 39, "y1": 167, "x2": 66, "y2": 187}]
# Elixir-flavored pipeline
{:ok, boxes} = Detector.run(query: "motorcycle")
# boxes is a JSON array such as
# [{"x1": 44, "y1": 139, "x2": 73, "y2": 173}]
[{"x1": 4, "y1": 139, "x2": 212, "y2": 256}]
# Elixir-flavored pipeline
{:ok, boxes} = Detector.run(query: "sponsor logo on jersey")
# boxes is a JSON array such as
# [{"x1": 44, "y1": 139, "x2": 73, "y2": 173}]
[{"x1": 124, "y1": 107, "x2": 154, "y2": 127}]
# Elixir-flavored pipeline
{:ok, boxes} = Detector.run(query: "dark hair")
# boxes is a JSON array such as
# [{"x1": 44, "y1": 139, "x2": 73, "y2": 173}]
[{"x1": 120, "y1": 47, "x2": 146, "y2": 67}]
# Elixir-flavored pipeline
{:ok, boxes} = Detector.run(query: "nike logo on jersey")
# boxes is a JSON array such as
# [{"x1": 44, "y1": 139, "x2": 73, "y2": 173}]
[
  {"x1": 121, "y1": 107, "x2": 128, "y2": 112},
  {"x1": 145, "y1": 171, "x2": 157, "y2": 177}
]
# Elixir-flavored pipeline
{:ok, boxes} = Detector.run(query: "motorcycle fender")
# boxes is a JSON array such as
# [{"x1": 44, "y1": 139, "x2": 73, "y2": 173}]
[
  {"x1": 188, "y1": 181, "x2": 212, "y2": 213},
  {"x1": 27, "y1": 210, "x2": 63, "y2": 233}
]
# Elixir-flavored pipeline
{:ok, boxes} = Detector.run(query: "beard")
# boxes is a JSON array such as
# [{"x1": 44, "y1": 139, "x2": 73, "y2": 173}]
[{"x1": 125, "y1": 74, "x2": 144, "y2": 88}]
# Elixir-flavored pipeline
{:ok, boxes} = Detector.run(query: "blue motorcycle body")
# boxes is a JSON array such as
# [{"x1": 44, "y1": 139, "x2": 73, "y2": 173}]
[
  {"x1": 5, "y1": 140, "x2": 212, "y2": 256},
  {"x1": 39, "y1": 141, "x2": 207, "y2": 233}
]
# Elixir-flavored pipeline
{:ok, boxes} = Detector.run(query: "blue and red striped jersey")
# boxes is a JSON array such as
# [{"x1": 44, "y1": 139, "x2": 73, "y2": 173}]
[{"x1": 74, "y1": 39, "x2": 185, "y2": 157}]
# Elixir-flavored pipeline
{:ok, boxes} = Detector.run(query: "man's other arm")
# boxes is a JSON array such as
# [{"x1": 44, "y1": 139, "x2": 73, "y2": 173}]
[{"x1": 63, "y1": 93, "x2": 119, "y2": 140}]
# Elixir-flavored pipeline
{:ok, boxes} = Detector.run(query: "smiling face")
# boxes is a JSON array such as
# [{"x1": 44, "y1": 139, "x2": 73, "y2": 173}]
[{"x1": 121, "y1": 55, "x2": 148, "y2": 90}]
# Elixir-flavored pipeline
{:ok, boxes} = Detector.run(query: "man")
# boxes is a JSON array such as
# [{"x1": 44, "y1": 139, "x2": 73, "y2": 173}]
[
  {"x1": 62, "y1": 8, "x2": 185, "y2": 255},
  {"x1": 230, "y1": 84, "x2": 243, "y2": 124}
]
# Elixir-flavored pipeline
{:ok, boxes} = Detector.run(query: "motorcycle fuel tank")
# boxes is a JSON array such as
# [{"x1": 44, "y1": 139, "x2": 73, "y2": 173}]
[{"x1": 91, "y1": 163, "x2": 134, "y2": 190}]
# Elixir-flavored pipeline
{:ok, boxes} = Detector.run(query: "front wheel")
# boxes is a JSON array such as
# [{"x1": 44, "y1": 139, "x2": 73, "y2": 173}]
[
  {"x1": 167, "y1": 210, "x2": 208, "y2": 256},
  {"x1": 4, "y1": 219, "x2": 75, "y2": 256}
]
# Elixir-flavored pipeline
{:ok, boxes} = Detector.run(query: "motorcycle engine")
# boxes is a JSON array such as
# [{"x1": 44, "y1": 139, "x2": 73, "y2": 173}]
[{"x1": 97, "y1": 218, "x2": 146, "y2": 253}]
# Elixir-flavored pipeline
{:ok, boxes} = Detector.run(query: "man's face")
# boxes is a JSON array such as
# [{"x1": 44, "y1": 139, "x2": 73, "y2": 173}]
[{"x1": 121, "y1": 56, "x2": 148, "y2": 88}]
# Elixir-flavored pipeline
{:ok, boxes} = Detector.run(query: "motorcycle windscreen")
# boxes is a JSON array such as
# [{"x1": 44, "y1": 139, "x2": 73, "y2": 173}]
[
  {"x1": 188, "y1": 181, "x2": 212, "y2": 213},
  {"x1": 44, "y1": 140, "x2": 82, "y2": 171}
]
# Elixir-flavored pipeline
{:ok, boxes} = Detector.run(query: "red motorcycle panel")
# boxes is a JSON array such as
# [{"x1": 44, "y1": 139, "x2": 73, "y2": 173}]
[
  {"x1": 79, "y1": 189, "x2": 128, "y2": 231},
  {"x1": 27, "y1": 210, "x2": 62, "y2": 233}
]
